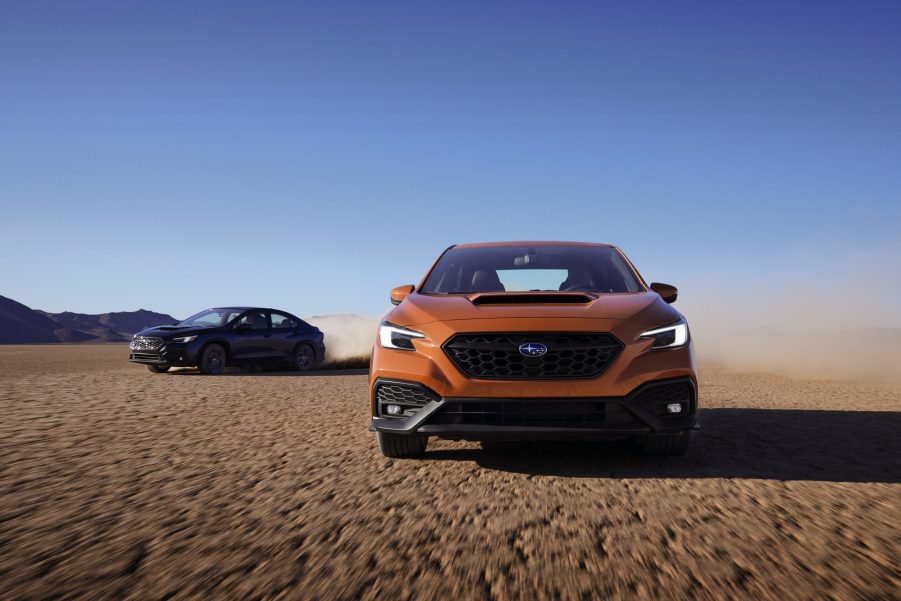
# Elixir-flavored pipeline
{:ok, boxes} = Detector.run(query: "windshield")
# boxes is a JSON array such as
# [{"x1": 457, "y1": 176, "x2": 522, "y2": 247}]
[
  {"x1": 179, "y1": 309, "x2": 243, "y2": 327},
  {"x1": 420, "y1": 245, "x2": 645, "y2": 294}
]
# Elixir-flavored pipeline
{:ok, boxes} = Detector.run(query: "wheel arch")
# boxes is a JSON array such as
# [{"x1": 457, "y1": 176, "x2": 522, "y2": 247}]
[{"x1": 200, "y1": 338, "x2": 232, "y2": 363}]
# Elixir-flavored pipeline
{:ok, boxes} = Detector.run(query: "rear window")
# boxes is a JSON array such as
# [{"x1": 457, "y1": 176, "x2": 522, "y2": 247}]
[{"x1": 420, "y1": 245, "x2": 644, "y2": 294}]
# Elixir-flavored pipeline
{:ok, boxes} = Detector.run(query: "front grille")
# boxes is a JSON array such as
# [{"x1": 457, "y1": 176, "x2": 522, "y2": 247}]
[
  {"x1": 433, "y1": 400, "x2": 607, "y2": 427},
  {"x1": 131, "y1": 336, "x2": 163, "y2": 351},
  {"x1": 443, "y1": 332, "x2": 623, "y2": 379},
  {"x1": 376, "y1": 382, "x2": 436, "y2": 418}
]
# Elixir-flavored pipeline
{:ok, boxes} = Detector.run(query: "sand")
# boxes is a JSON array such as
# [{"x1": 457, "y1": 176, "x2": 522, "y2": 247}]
[{"x1": 0, "y1": 345, "x2": 898, "y2": 600}]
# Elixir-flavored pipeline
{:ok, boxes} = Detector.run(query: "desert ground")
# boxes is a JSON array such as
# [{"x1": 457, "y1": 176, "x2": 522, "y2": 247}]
[{"x1": 0, "y1": 345, "x2": 898, "y2": 600}]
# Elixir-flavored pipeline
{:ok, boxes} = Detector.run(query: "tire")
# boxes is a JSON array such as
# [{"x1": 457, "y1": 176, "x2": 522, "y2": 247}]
[
  {"x1": 639, "y1": 431, "x2": 690, "y2": 455},
  {"x1": 200, "y1": 343, "x2": 227, "y2": 375},
  {"x1": 292, "y1": 344, "x2": 316, "y2": 371},
  {"x1": 147, "y1": 364, "x2": 170, "y2": 373},
  {"x1": 376, "y1": 432, "x2": 428, "y2": 458}
]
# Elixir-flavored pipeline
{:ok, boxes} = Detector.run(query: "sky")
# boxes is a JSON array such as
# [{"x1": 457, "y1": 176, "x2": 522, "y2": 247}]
[{"x1": 1, "y1": 1, "x2": 899, "y2": 330}]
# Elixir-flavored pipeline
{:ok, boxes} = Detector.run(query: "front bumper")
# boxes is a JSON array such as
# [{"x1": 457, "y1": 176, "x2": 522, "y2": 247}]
[
  {"x1": 369, "y1": 377, "x2": 698, "y2": 440},
  {"x1": 128, "y1": 340, "x2": 203, "y2": 366}
]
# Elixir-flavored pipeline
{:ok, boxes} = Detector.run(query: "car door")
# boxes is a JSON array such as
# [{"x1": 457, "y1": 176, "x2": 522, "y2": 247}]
[
  {"x1": 230, "y1": 310, "x2": 274, "y2": 363},
  {"x1": 267, "y1": 311, "x2": 302, "y2": 360}
]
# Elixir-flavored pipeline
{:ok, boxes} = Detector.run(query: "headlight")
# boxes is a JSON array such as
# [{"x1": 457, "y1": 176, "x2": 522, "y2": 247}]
[
  {"x1": 172, "y1": 335, "x2": 199, "y2": 343},
  {"x1": 378, "y1": 321, "x2": 425, "y2": 351},
  {"x1": 640, "y1": 319, "x2": 689, "y2": 349}
]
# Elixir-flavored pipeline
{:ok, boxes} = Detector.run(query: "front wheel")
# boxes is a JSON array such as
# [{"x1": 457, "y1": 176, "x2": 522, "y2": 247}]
[
  {"x1": 638, "y1": 431, "x2": 691, "y2": 455},
  {"x1": 200, "y1": 344, "x2": 227, "y2": 375},
  {"x1": 376, "y1": 432, "x2": 428, "y2": 458},
  {"x1": 292, "y1": 344, "x2": 316, "y2": 371},
  {"x1": 147, "y1": 364, "x2": 170, "y2": 373}
]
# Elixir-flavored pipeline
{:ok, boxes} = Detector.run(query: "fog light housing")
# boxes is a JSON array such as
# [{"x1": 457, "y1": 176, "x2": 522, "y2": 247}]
[
  {"x1": 666, "y1": 403, "x2": 682, "y2": 414},
  {"x1": 386, "y1": 404, "x2": 402, "y2": 416}
]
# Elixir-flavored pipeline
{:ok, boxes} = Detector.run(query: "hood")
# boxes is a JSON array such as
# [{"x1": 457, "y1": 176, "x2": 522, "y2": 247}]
[
  {"x1": 134, "y1": 324, "x2": 207, "y2": 338},
  {"x1": 389, "y1": 291, "x2": 680, "y2": 327}
]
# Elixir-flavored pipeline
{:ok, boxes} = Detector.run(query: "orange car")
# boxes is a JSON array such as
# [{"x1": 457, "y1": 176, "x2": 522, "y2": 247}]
[{"x1": 369, "y1": 242, "x2": 698, "y2": 458}]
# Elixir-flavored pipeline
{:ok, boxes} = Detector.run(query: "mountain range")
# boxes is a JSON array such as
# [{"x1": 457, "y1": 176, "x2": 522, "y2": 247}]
[{"x1": 0, "y1": 295, "x2": 177, "y2": 344}]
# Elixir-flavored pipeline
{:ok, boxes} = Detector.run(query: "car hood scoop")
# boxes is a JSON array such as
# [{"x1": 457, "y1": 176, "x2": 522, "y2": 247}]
[
  {"x1": 135, "y1": 324, "x2": 204, "y2": 336},
  {"x1": 469, "y1": 292, "x2": 595, "y2": 306}
]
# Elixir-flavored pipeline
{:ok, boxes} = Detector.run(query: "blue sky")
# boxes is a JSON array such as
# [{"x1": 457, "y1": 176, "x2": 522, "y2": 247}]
[{"x1": 1, "y1": 1, "x2": 899, "y2": 324}]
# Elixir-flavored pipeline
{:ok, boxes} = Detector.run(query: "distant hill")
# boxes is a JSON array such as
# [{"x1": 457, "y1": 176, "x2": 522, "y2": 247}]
[
  {"x1": 0, "y1": 295, "x2": 91, "y2": 343},
  {"x1": 0, "y1": 294, "x2": 177, "y2": 344},
  {"x1": 38, "y1": 309, "x2": 177, "y2": 341}
]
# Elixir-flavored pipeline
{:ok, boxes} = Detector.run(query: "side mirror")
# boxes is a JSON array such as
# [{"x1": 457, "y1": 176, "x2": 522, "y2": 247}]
[
  {"x1": 650, "y1": 282, "x2": 678, "y2": 304},
  {"x1": 390, "y1": 284, "x2": 415, "y2": 305}
]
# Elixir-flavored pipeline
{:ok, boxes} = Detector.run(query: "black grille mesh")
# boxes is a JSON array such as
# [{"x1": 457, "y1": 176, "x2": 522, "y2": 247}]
[
  {"x1": 131, "y1": 353, "x2": 163, "y2": 361},
  {"x1": 131, "y1": 336, "x2": 163, "y2": 351},
  {"x1": 376, "y1": 383, "x2": 435, "y2": 418},
  {"x1": 443, "y1": 332, "x2": 622, "y2": 379},
  {"x1": 434, "y1": 400, "x2": 607, "y2": 427},
  {"x1": 632, "y1": 381, "x2": 693, "y2": 405}
]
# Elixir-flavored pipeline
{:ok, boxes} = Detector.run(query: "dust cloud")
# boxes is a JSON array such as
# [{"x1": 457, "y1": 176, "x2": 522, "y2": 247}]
[
  {"x1": 305, "y1": 314, "x2": 379, "y2": 364},
  {"x1": 680, "y1": 245, "x2": 901, "y2": 382},
  {"x1": 692, "y1": 324, "x2": 901, "y2": 382}
]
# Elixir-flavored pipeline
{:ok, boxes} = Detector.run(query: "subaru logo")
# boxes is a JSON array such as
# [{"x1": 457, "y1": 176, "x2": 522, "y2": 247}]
[{"x1": 518, "y1": 342, "x2": 548, "y2": 357}]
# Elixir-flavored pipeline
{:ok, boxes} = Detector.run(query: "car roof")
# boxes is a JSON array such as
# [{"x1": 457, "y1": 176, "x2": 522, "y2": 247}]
[
  {"x1": 451, "y1": 241, "x2": 615, "y2": 249},
  {"x1": 210, "y1": 306, "x2": 281, "y2": 312}
]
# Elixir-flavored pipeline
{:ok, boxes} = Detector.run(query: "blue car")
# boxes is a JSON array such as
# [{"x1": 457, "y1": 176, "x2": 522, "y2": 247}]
[{"x1": 129, "y1": 307, "x2": 325, "y2": 374}]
